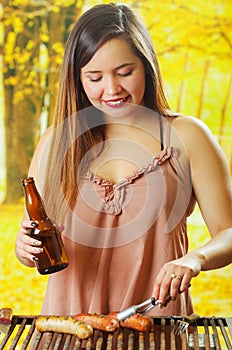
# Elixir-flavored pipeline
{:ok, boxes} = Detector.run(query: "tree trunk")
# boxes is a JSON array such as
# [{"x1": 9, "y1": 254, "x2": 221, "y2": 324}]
[
  {"x1": 46, "y1": 6, "x2": 82, "y2": 125},
  {"x1": 2, "y1": 4, "x2": 82, "y2": 202},
  {"x1": 3, "y1": 10, "x2": 43, "y2": 203}
]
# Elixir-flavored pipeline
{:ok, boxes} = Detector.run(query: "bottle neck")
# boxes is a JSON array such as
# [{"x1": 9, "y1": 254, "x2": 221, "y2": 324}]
[{"x1": 23, "y1": 181, "x2": 48, "y2": 221}]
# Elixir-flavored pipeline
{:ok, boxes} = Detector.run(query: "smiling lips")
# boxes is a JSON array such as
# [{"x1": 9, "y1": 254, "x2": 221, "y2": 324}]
[{"x1": 104, "y1": 96, "x2": 129, "y2": 108}]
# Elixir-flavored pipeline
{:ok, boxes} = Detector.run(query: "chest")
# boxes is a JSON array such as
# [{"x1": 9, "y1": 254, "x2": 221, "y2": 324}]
[{"x1": 89, "y1": 136, "x2": 163, "y2": 185}]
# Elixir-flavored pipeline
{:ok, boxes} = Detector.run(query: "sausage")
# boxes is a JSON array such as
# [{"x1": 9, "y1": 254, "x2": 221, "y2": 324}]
[
  {"x1": 73, "y1": 313, "x2": 120, "y2": 332},
  {"x1": 109, "y1": 312, "x2": 154, "y2": 332},
  {"x1": 120, "y1": 314, "x2": 153, "y2": 332},
  {"x1": 35, "y1": 316, "x2": 93, "y2": 339}
]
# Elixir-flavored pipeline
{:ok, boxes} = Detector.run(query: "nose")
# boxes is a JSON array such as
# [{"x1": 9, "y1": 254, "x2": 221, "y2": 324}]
[{"x1": 104, "y1": 75, "x2": 122, "y2": 96}]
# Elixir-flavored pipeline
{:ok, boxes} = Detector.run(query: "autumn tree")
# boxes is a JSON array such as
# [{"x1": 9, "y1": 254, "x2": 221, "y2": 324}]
[{"x1": 1, "y1": 0, "x2": 82, "y2": 202}]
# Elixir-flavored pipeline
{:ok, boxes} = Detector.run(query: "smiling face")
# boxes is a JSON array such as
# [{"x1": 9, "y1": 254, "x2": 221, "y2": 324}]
[{"x1": 80, "y1": 38, "x2": 146, "y2": 118}]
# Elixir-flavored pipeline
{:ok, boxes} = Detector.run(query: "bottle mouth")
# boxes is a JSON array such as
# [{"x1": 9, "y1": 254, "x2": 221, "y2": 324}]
[{"x1": 21, "y1": 177, "x2": 34, "y2": 186}]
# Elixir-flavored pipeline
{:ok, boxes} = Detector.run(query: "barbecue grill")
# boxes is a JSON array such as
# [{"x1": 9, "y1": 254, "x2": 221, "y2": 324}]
[{"x1": 0, "y1": 315, "x2": 231, "y2": 350}]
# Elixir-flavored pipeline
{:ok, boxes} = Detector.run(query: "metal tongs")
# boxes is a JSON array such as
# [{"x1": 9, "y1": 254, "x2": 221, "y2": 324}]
[{"x1": 116, "y1": 296, "x2": 170, "y2": 321}]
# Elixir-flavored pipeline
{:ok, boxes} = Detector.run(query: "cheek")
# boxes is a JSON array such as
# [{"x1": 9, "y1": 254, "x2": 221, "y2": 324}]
[
  {"x1": 82, "y1": 82, "x2": 103, "y2": 101},
  {"x1": 131, "y1": 76, "x2": 145, "y2": 98}
]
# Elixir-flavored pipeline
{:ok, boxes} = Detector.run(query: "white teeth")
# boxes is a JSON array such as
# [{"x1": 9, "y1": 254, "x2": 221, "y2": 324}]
[{"x1": 106, "y1": 98, "x2": 125, "y2": 106}]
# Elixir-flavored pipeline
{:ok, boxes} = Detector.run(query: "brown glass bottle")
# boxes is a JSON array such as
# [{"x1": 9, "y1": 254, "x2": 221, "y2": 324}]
[{"x1": 21, "y1": 177, "x2": 69, "y2": 275}]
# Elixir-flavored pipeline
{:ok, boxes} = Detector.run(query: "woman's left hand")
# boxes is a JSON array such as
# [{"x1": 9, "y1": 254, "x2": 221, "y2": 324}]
[{"x1": 152, "y1": 253, "x2": 203, "y2": 305}]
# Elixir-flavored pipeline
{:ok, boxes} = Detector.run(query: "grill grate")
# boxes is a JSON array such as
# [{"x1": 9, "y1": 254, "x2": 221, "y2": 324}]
[{"x1": 0, "y1": 316, "x2": 231, "y2": 350}]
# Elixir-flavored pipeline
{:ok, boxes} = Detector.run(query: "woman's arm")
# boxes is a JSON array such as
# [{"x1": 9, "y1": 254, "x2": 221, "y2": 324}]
[
  {"x1": 152, "y1": 116, "x2": 232, "y2": 303},
  {"x1": 181, "y1": 116, "x2": 232, "y2": 266}
]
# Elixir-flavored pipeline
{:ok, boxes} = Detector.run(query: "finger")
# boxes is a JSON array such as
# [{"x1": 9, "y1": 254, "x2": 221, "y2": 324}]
[
  {"x1": 22, "y1": 218, "x2": 37, "y2": 226},
  {"x1": 17, "y1": 247, "x2": 38, "y2": 263},
  {"x1": 179, "y1": 274, "x2": 192, "y2": 293},
  {"x1": 169, "y1": 273, "x2": 183, "y2": 300},
  {"x1": 18, "y1": 240, "x2": 43, "y2": 262},
  {"x1": 20, "y1": 230, "x2": 41, "y2": 246},
  {"x1": 155, "y1": 272, "x2": 173, "y2": 304},
  {"x1": 152, "y1": 270, "x2": 166, "y2": 301}
]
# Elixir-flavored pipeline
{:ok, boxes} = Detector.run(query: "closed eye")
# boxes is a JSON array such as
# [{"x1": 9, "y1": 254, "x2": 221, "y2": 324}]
[
  {"x1": 118, "y1": 70, "x2": 132, "y2": 77},
  {"x1": 88, "y1": 76, "x2": 102, "y2": 82}
]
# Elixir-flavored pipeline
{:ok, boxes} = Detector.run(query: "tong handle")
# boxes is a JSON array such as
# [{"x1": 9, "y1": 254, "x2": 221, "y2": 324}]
[{"x1": 116, "y1": 297, "x2": 160, "y2": 321}]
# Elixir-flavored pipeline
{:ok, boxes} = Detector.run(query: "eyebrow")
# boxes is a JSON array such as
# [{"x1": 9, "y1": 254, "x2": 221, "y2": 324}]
[{"x1": 83, "y1": 63, "x2": 135, "y2": 75}]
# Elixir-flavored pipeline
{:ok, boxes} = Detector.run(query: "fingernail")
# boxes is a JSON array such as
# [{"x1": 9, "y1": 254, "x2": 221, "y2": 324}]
[
  {"x1": 31, "y1": 221, "x2": 38, "y2": 228},
  {"x1": 33, "y1": 240, "x2": 41, "y2": 246},
  {"x1": 35, "y1": 247, "x2": 43, "y2": 253},
  {"x1": 32, "y1": 256, "x2": 38, "y2": 262},
  {"x1": 171, "y1": 297, "x2": 177, "y2": 301}
]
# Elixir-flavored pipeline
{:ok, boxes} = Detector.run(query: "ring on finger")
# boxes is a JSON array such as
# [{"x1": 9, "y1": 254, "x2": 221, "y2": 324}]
[{"x1": 170, "y1": 273, "x2": 182, "y2": 280}]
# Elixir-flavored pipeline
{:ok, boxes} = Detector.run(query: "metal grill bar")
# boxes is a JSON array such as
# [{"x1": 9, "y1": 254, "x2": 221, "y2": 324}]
[
  {"x1": 218, "y1": 319, "x2": 231, "y2": 350},
  {"x1": 0, "y1": 316, "x2": 232, "y2": 349},
  {"x1": 210, "y1": 318, "x2": 221, "y2": 349},
  {"x1": 203, "y1": 318, "x2": 211, "y2": 350},
  {"x1": 226, "y1": 318, "x2": 232, "y2": 340}
]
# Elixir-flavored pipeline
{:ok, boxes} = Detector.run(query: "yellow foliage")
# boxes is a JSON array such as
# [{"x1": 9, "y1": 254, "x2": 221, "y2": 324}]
[
  {"x1": 40, "y1": 33, "x2": 49, "y2": 43},
  {"x1": 52, "y1": 42, "x2": 65, "y2": 55},
  {"x1": 12, "y1": 16, "x2": 24, "y2": 34},
  {"x1": 17, "y1": 51, "x2": 31, "y2": 64},
  {"x1": 13, "y1": 90, "x2": 24, "y2": 103},
  {"x1": 53, "y1": 5, "x2": 60, "y2": 13},
  {"x1": 0, "y1": 203, "x2": 48, "y2": 315},
  {"x1": 4, "y1": 76, "x2": 18, "y2": 86},
  {"x1": 25, "y1": 71, "x2": 38, "y2": 86},
  {"x1": 13, "y1": 87, "x2": 33, "y2": 104},
  {"x1": 40, "y1": 21, "x2": 49, "y2": 43},
  {"x1": 54, "y1": 0, "x2": 76, "y2": 7},
  {"x1": 26, "y1": 40, "x2": 34, "y2": 51},
  {"x1": 55, "y1": 56, "x2": 63, "y2": 65},
  {"x1": 9, "y1": 0, "x2": 30, "y2": 6},
  {"x1": 4, "y1": 32, "x2": 16, "y2": 64}
]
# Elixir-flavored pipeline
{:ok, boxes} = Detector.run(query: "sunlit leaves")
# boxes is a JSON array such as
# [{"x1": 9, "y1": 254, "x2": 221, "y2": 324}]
[
  {"x1": 8, "y1": 0, "x2": 30, "y2": 6},
  {"x1": 52, "y1": 41, "x2": 64, "y2": 64},
  {"x1": 4, "y1": 75, "x2": 19, "y2": 86},
  {"x1": 4, "y1": 32, "x2": 16, "y2": 67},
  {"x1": 11, "y1": 15, "x2": 24, "y2": 34},
  {"x1": 54, "y1": 0, "x2": 77, "y2": 7},
  {"x1": 40, "y1": 20, "x2": 49, "y2": 43},
  {"x1": 0, "y1": 203, "x2": 48, "y2": 315}
]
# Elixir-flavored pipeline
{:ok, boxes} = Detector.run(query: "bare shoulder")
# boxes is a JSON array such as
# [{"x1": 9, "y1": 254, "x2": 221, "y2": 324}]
[
  {"x1": 171, "y1": 115, "x2": 225, "y2": 160},
  {"x1": 172, "y1": 115, "x2": 214, "y2": 139}
]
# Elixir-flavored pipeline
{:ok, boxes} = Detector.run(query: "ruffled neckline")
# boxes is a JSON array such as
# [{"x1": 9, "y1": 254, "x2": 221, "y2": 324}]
[
  {"x1": 82, "y1": 147, "x2": 176, "y2": 215},
  {"x1": 85, "y1": 146, "x2": 174, "y2": 188}
]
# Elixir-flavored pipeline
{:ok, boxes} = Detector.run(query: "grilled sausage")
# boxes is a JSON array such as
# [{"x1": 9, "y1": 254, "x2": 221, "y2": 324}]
[
  {"x1": 35, "y1": 316, "x2": 93, "y2": 339},
  {"x1": 109, "y1": 312, "x2": 154, "y2": 332},
  {"x1": 73, "y1": 313, "x2": 120, "y2": 332}
]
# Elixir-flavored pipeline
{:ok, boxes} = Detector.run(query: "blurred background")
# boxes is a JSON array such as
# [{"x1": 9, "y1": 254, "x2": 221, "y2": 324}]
[{"x1": 0, "y1": 0, "x2": 231, "y2": 317}]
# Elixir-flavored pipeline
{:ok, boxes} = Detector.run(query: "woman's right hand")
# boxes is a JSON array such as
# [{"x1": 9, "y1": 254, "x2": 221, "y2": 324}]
[{"x1": 15, "y1": 219, "x2": 43, "y2": 267}]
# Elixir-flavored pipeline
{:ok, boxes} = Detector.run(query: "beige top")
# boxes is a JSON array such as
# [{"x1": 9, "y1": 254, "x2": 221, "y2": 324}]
[{"x1": 39, "y1": 117, "x2": 195, "y2": 317}]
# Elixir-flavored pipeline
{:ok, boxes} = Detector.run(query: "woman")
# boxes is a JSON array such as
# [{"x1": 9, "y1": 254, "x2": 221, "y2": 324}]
[{"x1": 16, "y1": 3, "x2": 232, "y2": 319}]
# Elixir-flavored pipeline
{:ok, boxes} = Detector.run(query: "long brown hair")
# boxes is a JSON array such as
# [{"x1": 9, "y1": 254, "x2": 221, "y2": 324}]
[{"x1": 42, "y1": 3, "x2": 172, "y2": 223}]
